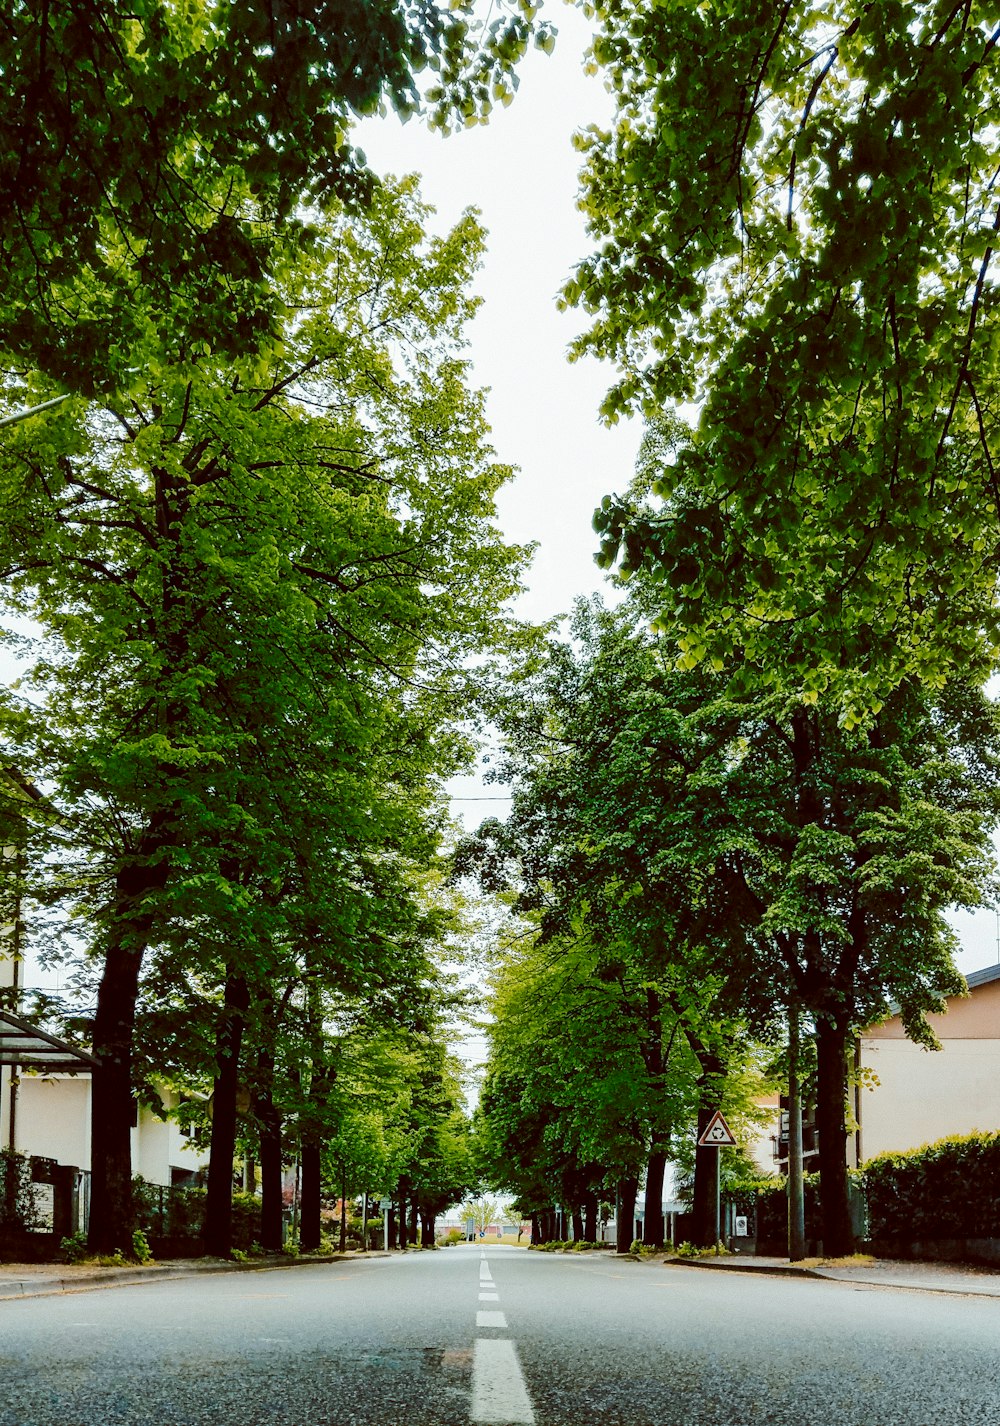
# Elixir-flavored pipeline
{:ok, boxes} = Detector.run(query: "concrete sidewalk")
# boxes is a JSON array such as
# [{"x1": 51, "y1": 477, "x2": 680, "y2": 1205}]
[
  {"x1": 669, "y1": 1253, "x2": 1000, "y2": 1298},
  {"x1": 0, "y1": 1250, "x2": 387, "y2": 1300}
]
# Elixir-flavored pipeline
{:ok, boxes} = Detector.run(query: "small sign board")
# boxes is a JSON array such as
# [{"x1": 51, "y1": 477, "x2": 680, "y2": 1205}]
[
  {"x1": 697, "y1": 1110, "x2": 737, "y2": 1147},
  {"x1": 379, "y1": 1198, "x2": 392, "y2": 1212},
  {"x1": 734, "y1": 1215, "x2": 749, "y2": 1237}
]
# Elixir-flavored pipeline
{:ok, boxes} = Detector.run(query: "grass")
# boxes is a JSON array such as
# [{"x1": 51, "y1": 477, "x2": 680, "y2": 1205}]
[{"x1": 799, "y1": 1253, "x2": 876, "y2": 1268}]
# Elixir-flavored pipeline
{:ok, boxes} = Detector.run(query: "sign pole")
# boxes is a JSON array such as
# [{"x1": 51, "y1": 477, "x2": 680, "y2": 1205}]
[
  {"x1": 713, "y1": 1145, "x2": 721, "y2": 1252},
  {"x1": 697, "y1": 1109, "x2": 737, "y2": 1253}
]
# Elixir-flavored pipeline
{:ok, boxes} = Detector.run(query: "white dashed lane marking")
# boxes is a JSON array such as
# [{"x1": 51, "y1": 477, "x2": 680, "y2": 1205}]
[
  {"x1": 476, "y1": 1310, "x2": 508, "y2": 1328},
  {"x1": 470, "y1": 1338, "x2": 534, "y2": 1423},
  {"x1": 471, "y1": 1252, "x2": 534, "y2": 1422}
]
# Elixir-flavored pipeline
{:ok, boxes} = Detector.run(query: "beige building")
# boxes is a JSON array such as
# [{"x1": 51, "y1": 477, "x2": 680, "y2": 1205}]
[{"x1": 856, "y1": 964, "x2": 1000, "y2": 1164}]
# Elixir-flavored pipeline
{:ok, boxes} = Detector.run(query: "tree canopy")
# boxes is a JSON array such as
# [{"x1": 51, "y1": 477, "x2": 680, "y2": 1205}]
[
  {"x1": 1, "y1": 0, "x2": 555, "y2": 392},
  {"x1": 573, "y1": 0, "x2": 1000, "y2": 710},
  {"x1": 0, "y1": 175, "x2": 526, "y2": 1250}
]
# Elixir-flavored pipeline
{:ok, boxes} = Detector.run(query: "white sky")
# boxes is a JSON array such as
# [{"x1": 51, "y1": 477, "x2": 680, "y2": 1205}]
[{"x1": 358, "y1": 8, "x2": 640, "y2": 830}]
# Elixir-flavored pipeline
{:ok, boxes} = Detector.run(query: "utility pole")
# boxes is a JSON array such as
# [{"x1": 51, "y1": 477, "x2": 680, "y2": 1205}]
[{"x1": 787, "y1": 1001, "x2": 806, "y2": 1262}]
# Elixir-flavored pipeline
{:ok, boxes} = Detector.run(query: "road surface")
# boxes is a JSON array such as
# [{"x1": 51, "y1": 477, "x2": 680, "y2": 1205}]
[{"x1": 2, "y1": 1243, "x2": 998, "y2": 1424}]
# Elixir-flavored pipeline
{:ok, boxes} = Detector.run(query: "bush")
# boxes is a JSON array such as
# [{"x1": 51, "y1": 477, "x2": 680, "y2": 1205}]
[
  {"x1": 131, "y1": 1179, "x2": 261, "y2": 1251},
  {"x1": 60, "y1": 1232, "x2": 88, "y2": 1263},
  {"x1": 865, "y1": 1131, "x2": 1000, "y2": 1244},
  {"x1": 131, "y1": 1229, "x2": 153, "y2": 1263},
  {"x1": 0, "y1": 1150, "x2": 42, "y2": 1232},
  {"x1": 231, "y1": 1191, "x2": 262, "y2": 1252},
  {"x1": 753, "y1": 1173, "x2": 825, "y2": 1252}
]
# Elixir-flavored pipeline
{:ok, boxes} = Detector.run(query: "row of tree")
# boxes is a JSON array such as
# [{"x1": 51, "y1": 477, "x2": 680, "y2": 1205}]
[
  {"x1": 0, "y1": 0, "x2": 537, "y2": 1252},
  {"x1": 465, "y1": 595, "x2": 1000, "y2": 1254},
  {"x1": 463, "y1": 0, "x2": 1000, "y2": 1254}
]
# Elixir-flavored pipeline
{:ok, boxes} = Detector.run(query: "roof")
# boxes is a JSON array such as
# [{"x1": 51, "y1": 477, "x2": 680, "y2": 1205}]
[
  {"x1": 0, "y1": 1008, "x2": 98, "y2": 1074},
  {"x1": 965, "y1": 963, "x2": 1000, "y2": 991}
]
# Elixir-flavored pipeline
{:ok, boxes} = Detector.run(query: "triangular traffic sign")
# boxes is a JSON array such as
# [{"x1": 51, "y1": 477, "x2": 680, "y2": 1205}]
[{"x1": 697, "y1": 1110, "x2": 737, "y2": 1147}]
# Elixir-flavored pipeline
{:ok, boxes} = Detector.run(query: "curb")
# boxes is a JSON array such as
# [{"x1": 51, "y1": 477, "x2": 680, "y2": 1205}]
[
  {"x1": 0, "y1": 1250, "x2": 390, "y2": 1301},
  {"x1": 667, "y1": 1258, "x2": 825, "y2": 1281},
  {"x1": 665, "y1": 1256, "x2": 1000, "y2": 1298}
]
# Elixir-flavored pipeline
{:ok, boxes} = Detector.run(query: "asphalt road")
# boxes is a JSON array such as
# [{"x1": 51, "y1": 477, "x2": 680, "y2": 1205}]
[{"x1": 2, "y1": 1243, "x2": 999, "y2": 1426}]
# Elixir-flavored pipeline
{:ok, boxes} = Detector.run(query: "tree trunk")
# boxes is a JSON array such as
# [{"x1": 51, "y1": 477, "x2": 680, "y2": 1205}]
[
  {"x1": 298, "y1": 1140, "x2": 322, "y2": 1253},
  {"x1": 643, "y1": 1148, "x2": 667, "y2": 1247},
  {"x1": 88, "y1": 822, "x2": 170, "y2": 1255},
  {"x1": 204, "y1": 971, "x2": 249, "y2": 1257},
  {"x1": 255, "y1": 1040, "x2": 284, "y2": 1252},
  {"x1": 339, "y1": 1181, "x2": 348, "y2": 1252},
  {"x1": 88, "y1": 941, "x2": 142, "y2": 1254},
  {"x1": 397, "y1": 1185, "x2": 409, "y2": 1249},
  {"x1": 409, "y1": 1197, "x2": 419, "y2": 1248},
  {"x1": 387, "y1": 1206, "x2": 398, "y2": 1249},
  {"x1": 421, "y1": 1210, "x2": 435, "y2": 1246},
  {"x1": 570, "y1": 1206, "x2": 583, "y2": 1242},
  {"x1": 584, "y1": 1192, "x2": 598, "y2": 1243},
  {"x1": 616, "y1": 1175, "x2": 638, "y2": 1255},
  {"x1": 530, "y1": 1212, "x2": 541, "y2": 1244},
  {"x1": 298, "y1": 1064, "x2": 336, "y2": 1254},
  {"x1": 815, "y1": 1014, "x2": 854, "y2": 1256}
]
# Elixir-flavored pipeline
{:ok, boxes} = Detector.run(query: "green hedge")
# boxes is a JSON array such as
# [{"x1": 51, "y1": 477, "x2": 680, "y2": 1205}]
[
  {"x1": 133, "y1": 1181, "x2": 262, "y2": 1250},
  {"x1": 865, "y1": 1131, "x2": 1000, "y2": 1243},
  {"x1": 745, "y1": 1175, "x2": 823, "y2": 1251}
]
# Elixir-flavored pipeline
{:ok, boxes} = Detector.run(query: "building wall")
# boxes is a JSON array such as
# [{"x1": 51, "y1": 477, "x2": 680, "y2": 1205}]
[
  {"x1": 858, "y1": 1032, "x2": 1000, "y2": 1160},
  {"x1": 134, "y1": 1096, "x2": 205, "y2": 1186},
  {"x1": 865, "y1": 976, "x2": 1000, "y2": 1042},
  {"x1": 1, "y1": 1071, "x2": 207, "y2": 1185},
  {"x1": 4, "y1": 1073, "x2": 91, "y2": 1168},
  {"x1": 747, "y1": 1092, "x2": 781, "y2": 1176}
]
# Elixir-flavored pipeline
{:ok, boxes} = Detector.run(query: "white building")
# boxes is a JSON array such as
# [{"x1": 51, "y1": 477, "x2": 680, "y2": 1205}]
[{"x1": 1, "y1": 1000, "x2": 208, "y2": 1230}]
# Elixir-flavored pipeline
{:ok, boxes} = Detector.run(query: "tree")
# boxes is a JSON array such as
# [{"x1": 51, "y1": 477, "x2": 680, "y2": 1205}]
[
  {"x1": 461, "y1": 599, "x2": 776, "y2": 1244},
  {"x1": 0, "y1": 179, "x2": 526, "y2": 1252},
  {"x1": 0, "y1": 0, "x2": 555, "y2": 393},
  {"x1": 573, "y1": 2, "x2": 1000, "y2": 710},
  {"x1": 722, "y1": 682, "x2": 1000, "y2": 1251},
  {"x1": 475, "y1": 925, "x2": 703, "y2": 1250},
  {"x1": 465, "y1": 596, "x2": 1000, "y2": 1252}
]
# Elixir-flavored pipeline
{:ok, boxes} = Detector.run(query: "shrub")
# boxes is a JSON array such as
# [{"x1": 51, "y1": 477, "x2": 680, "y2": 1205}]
[
  {"x1": 865, "y1": 1131, "x2": 1000, "y2": 1244},
  {"x1": 0, "y1": 1150, "x2": 42, "y2": 1232},
  {"x1": 131, "y1": 1229, "x2": 153, "y2": 1263},
  {"x1": 753, "y1": 1173, "x2": 825, "y2": 1251},
  {"x1": 231, "y1": 1191, "x2": 262, "y2": 1252},
  {"x1": 60, "y1": 1232, "x2": 89, "y2": 1263}
]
